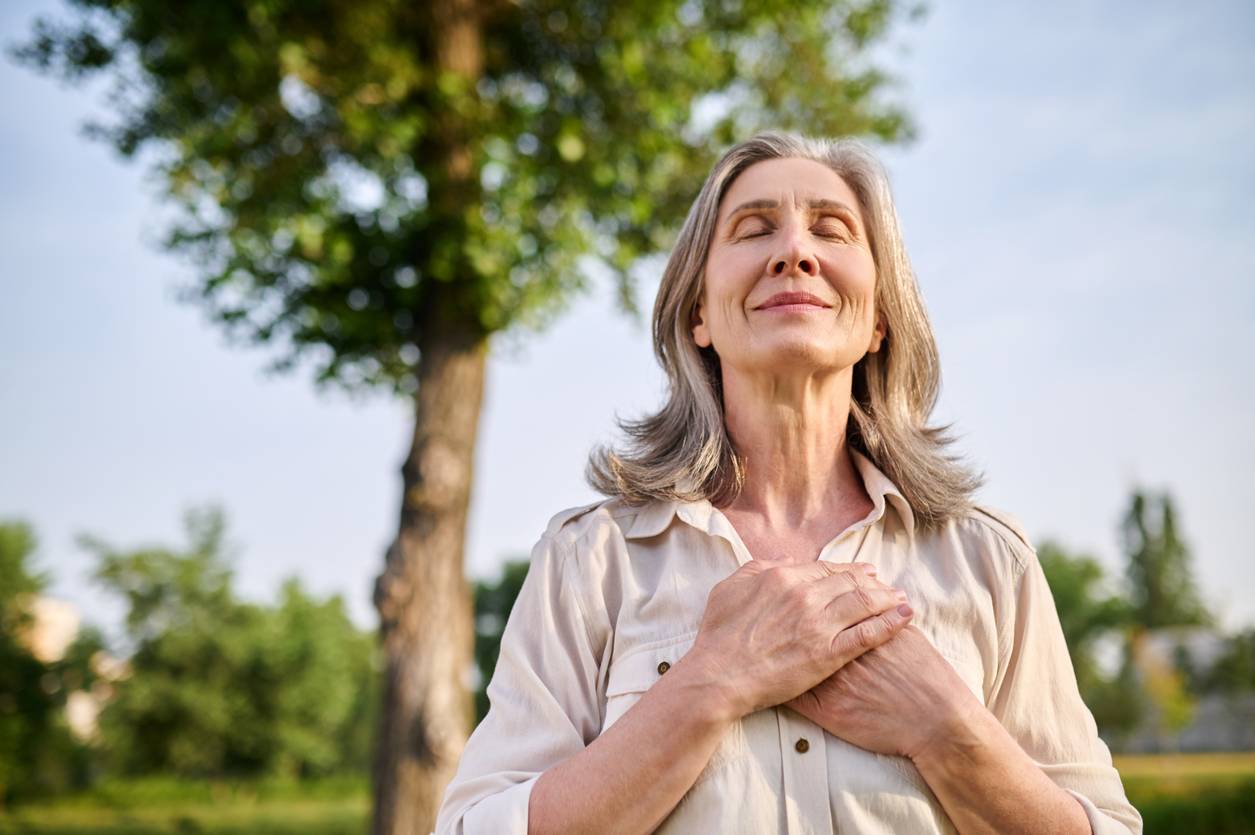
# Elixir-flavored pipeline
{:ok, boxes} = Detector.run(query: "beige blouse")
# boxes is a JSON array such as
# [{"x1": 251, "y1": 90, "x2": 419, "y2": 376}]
[{"x1": 436, "y1": 450, "x2": 1143, "y2": 834}]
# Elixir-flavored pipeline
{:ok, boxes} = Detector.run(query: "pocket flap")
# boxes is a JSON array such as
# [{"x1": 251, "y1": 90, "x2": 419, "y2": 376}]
[{"x1": 605, "y1": 633, "x2": 698, "y2": 698}]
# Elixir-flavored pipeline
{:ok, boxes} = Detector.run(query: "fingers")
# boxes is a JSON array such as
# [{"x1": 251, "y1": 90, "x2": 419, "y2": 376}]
[
  {"x1": 807, "y1": 560, "x2": 879, "y2": 581},
  {"x1": 823, "y1": 582, "x2": 907, "y2": 626},
  {"x1": 829, "y1": 603, "x2": 914, "y2": 666}
]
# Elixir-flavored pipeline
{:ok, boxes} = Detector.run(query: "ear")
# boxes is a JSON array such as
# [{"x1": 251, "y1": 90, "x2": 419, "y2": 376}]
[
  {"x1": 867, "y1": 314, "x2": 887, "y2": 354},
  {"x1": 691, "y1": 298, "x2": 712, "y2": 349}
]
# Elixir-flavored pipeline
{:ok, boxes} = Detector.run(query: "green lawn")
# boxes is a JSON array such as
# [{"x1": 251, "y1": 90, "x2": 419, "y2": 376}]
[
  {"x1": 0, "y1": 802, "x2": 367, "y2": 835},
  {"x1": 4, "y1": 755, "x2": 1255, "y2": 834},
  {"x1": 0, "y1": 778, "x2": 369, "y2": 835},
  {"x1": 1116, "y1": 753, "x2": 1255, "y2": 834}
]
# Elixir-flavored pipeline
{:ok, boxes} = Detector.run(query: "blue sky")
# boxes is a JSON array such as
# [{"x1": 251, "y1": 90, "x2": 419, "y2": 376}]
[{"x1": 2, "y1": 0, "x2": 1252, "y2": 639}]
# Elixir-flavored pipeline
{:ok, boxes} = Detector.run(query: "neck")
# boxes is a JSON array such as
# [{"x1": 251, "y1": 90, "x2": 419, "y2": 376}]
[{"x1": 719, "y1": 364, "x2": 867, "y2": 527}]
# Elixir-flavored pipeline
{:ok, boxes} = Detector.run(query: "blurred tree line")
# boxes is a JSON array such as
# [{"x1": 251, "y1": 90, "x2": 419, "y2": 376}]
[
  {"x1": 0, "y1": 508, "x2": 377, "y2": 807},
  {"x1": 4, "y1": 486, "x2": 1254, "y2": 808}
]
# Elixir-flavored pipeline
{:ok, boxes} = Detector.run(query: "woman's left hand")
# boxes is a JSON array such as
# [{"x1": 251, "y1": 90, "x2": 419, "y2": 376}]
[{"x1": 784, "y1": 624, "x2": 986, "y2": 762}]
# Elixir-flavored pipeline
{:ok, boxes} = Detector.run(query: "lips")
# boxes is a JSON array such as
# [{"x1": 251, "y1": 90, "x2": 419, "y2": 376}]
[{"x1": 755, "y1": 291, "x2": 832, "y2": 310}]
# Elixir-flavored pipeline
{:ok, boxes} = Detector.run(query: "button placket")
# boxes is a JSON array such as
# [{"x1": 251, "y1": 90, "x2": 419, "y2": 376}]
[{"x1": 776, "y1": 708, "x2": 834, "y2": 834}]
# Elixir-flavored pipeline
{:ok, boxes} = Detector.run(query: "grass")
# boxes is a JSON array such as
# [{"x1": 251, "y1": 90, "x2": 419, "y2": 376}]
[
  {"x1": 0, "y1": 777, "x2": 369, "y2": 835},
  {"x1": 0, "y1": 802, "x2": 367, "y2": 835},
  {"x1": 1115, "y1": 753, "x2": 1255, "y2": 834},
  {"x1": 3, "y1": 754, "x2": 1254, "y2": 834}
]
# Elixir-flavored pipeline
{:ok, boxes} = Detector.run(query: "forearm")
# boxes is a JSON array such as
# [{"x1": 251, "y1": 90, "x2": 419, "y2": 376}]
[
  {"x1": 528, "y1": 654, "x2": 737, "y2": 835},
  {"x1": 912, "y1": 706, "x2": 1091, "y2": 835}
]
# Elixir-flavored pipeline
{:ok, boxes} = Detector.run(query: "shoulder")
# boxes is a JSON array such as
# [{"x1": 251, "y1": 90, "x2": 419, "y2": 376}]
[
  {"x1": 951, "y1": 503, "x2": 1036, "y2": 576},
  {"x1": 535, "y1": 496, "x2": 650, "y2": 564}
]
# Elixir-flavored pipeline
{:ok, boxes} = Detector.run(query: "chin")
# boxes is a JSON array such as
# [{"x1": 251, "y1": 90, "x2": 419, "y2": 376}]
[{"x1": 750, "y1": 339, "x2": 850, "y2": 372}]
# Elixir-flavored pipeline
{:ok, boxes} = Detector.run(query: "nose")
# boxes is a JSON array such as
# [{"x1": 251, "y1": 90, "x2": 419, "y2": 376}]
[{"x1": 770, "y1": 226, "x2": 818, "y2": 276}]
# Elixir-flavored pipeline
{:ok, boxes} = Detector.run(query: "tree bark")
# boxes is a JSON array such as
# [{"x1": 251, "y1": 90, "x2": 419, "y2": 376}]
[
  {"x1": 372, "y1": 316, "x2": 487, "y2": 835},
  {"x1": 372, "y1": 0, "x2": 486, "y2": 830}
]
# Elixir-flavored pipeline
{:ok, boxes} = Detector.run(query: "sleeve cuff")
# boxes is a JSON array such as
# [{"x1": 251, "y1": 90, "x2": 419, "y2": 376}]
[
  {"x1": 460, "y1": 775, "x2": 541, "y2": 834},
  {"x1": 1065, "y1": 788, "x2": 1142, "y2": 835}
]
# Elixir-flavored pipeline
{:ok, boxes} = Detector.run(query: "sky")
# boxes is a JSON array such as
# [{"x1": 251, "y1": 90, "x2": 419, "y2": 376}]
[{"x1": 2, "y1": 0, "x2": 1253, "y2": 641}]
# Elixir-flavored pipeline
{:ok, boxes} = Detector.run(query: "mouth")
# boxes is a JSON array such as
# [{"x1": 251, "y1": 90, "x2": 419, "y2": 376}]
[{"x1": 754, "y1": 291, "x2": 833, "y2": 311}]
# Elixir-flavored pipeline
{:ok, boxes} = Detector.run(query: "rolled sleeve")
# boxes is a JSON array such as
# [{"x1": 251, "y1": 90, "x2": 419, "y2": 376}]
[
  {"x1": 989, "y1": 547, "x2": 1143, "y2": 834},
  {"x1": 435, "y1": 530, "x2": 606, "y2": 835}
]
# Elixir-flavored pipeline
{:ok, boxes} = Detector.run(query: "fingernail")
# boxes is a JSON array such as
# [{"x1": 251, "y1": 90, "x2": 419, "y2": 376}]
[
  {"x1": 897, "y1": 603, "x2": 913, "y2": 617},
  {"x1": 894, "y1": 589, "x2": 908, "y2": 602},
  {"x1": 861, "y1": 564, "x2": 878, "y2": 576}
]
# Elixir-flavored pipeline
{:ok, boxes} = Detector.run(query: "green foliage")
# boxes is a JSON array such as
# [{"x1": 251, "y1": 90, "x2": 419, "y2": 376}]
[
  {"x1": 471, "y1": 559, "x2": 529, "y2": 724},
  {"x1": 1086, "y1": 650, "x2": 1147, "y2": 742},
  {"x1": 0, "y1": 522, "x2": 46, "y2": 626},
  {"x1": 1037, "y1": 538, "x2": 1146, "y2": 740},
  {"x1": 12, "y1": 0, "x2": 921, "y2": 395},
  {"x1": 1132, "y1": 777, "x2": 1255, "y2": 835},
  {"x1": 1200, "y1": 628, "x2": 1255, "y2": 696},
  {"x1": 0, "y1": 521, "x2": 90, "y2": 807},
  {"x1": 79, "y1": 506, "x2": 378, "y2": 780},
  {"x1": 1122, "y1": 489, "x2": 1210, "y2": 630},
  {"x1": 1037, "y1": 539, "x2": 1130, "y2": 693}
]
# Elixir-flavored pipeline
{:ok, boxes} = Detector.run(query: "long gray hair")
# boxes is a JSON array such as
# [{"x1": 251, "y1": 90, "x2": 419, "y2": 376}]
[{"x1": 586, "y1": 131, "x2": 983, "y2": 532}]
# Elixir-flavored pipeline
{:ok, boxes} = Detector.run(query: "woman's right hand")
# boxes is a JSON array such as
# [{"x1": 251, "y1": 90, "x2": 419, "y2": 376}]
[{"x1": 676, "y1": 559, "x2": 913, "y2": 722}]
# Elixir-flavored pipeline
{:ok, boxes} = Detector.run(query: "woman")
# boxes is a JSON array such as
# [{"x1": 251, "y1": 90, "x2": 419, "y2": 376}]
[{"x1": 435, "y1": 132, "x2": 1142, "y2": 834}]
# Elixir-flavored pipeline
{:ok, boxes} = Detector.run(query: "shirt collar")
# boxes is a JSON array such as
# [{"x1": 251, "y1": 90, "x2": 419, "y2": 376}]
[{"x1": 621, "y1": 448, "x2": 915, "y2": 540}]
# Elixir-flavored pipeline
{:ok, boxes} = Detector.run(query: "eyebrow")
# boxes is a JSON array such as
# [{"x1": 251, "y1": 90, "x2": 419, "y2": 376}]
[{"x1": 722, "y1": 198, "x2": 861, "y2": 228}]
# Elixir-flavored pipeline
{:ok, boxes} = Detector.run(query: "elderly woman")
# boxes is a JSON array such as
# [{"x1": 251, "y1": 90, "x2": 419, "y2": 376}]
[{"x1": 435, "y1": 132, "x2": 1142, "y2": 834}]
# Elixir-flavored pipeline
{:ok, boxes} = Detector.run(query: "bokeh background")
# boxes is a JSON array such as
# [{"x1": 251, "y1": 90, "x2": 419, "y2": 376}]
[{"x1": 2, "y1": 0, "x2": 1253, "y2": 832}]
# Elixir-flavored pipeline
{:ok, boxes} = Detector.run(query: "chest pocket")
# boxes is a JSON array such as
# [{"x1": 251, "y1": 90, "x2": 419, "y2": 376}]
[
  {"x1": 599, "y1": 631, "x2": 749, "y2": 787},
  {"x1": 601, "y1": 632, "x2": 699, "y2": 732}
]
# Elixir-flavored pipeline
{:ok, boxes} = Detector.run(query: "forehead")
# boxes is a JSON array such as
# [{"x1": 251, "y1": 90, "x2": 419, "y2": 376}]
[{"x1": 718, "y1": 157, "x2": 862, "y2": 221}]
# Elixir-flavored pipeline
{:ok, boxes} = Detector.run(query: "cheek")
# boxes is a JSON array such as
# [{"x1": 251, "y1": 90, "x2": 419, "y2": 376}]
[
  {"x1": 702, "y1": 259, "x2": 753, "y2": 323},
  {"x1": 829, "y1": 249, "x2": 876, "y2": 294},
  {"x1": 828, "y1": 253, "x2": 877, "y2": 320}
]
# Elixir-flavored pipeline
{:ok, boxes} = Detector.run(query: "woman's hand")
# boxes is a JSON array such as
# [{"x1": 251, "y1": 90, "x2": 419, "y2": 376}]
[
  {"x1": 784, "y1": 625, "x2": 985, "y2": 761},
  {"x1": 675, "y1": 559, "x2": 914, "y2": 723}
]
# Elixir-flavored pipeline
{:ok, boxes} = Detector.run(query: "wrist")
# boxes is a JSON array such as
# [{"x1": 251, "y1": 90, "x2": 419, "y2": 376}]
[
  {"x1": 908, "y1": 695, "x2": 995, "y2": 771},
  {"x1": 665, "y1": 651, "x2": 747, "y2": 726}
]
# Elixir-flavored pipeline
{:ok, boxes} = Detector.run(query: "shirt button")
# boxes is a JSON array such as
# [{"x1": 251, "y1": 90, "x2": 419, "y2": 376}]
[
  {"x1": 795, "y1": 738, "x2": 810, "y2": 753},
  {"x1": 657, "y1": 661, "x2": 671, "y2": 674}
]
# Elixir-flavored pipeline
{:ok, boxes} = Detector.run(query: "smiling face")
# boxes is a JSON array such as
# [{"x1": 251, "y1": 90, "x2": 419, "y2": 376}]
[{"x1": 693, "y1": 157, "x2": 885, "y2": 379}]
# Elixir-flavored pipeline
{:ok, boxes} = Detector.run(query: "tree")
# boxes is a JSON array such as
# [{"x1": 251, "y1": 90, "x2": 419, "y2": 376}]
[
  {"x1": 13, "y1": 2, "x2": 921, "y2": 829},
  {"x1": 1204, "y1": 628, "x2": 1255, "y2": 696},
  {"x1": 1037, "y1": 539, "x2": 1129, "y2": 696},
  {"x1": 0, "y1": 520, "x2": 53, "y2": 805},
  {"x1": 1121, "y1": 489, "x2": 1209, "y2": 630},
  {"x1": 0, "y1": 521, "x2": 90, "y2": 805},
  {"x1": 1118, "y1": 489, "x2": 1210, "y2": 749},
  {"x1": 80, "y1": 505, "x2": 377, "y2": 779}
]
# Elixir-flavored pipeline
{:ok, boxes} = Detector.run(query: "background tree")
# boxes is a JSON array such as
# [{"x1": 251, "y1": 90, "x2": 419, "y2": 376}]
[
  {"x1": 0, "y1": 520, "x2": 54, "y2": 805},
  {"x1": 1118, "y1": 489, "x2": 1210, "y2": 749},
  {"x1": 0, "y1": 521, "x2": 90, "y2": 805},
  {"x1": 1205, "y1": 628, "x2": 1255, "y2": 697},
  {"x1": 1036, "y1": 538, "x2": 1147, "y2": 741},
  {"x1": 80, "y1": 505, "x2": 378, "y2": 779},
  {"x1": 1122, "y1": 489, "x2": 1210, "y2": 630},
  {"x1": 13, "y1": 1, "x2": 922, "y2": 829},
  {"x1": 1037, "y1": 539, "x2": 1130, "y2": 696}
]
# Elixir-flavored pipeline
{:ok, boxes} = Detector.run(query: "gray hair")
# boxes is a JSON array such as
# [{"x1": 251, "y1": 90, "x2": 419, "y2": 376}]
[{"x1": 586, "y1": 131, "x2": 984, "y2": 532}]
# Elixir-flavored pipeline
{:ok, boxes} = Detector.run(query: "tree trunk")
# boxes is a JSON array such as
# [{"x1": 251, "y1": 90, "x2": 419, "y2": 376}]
[
  {"x1": 372, "y1": 1, "x2": 485, "y2": 832},
  {"x1": 372, "y1": 317, "x2": 487, "y2": 835}
]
